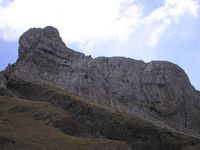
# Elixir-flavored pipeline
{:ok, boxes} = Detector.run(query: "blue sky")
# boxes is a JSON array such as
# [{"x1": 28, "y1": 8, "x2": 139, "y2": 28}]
[{"x1": 0, "y1": 0, "x2": 200, "y2": 90}]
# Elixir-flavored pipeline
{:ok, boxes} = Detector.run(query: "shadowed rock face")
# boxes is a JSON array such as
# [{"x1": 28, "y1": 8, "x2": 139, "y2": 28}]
[{"x1": 3, "y1": 26, "x2": 200, "y2": 133}]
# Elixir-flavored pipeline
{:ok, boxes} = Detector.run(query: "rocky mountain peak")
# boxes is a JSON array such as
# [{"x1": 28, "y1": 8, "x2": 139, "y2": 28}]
[
  {"x1": 2, "y1": 26, "x2": 200, "y2": 135},
  {"x1": 18, "y1": 26, "x2": 67, "y2": 60}
]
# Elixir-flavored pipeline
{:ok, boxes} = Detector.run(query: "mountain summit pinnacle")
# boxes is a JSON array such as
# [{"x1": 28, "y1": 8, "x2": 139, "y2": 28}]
[{"x1": 19, "y1": 26, "x2": 67, "y2": 59}]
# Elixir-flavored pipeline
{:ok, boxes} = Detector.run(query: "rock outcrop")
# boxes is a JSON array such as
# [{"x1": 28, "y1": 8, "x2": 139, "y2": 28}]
[{"x1": 2, "y1": 26, "x2": 200, "y2": 134}]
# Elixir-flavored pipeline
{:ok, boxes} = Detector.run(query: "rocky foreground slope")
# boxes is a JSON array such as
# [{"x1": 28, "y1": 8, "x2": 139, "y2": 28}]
[{"x1": 0, "y1": 26, "x2": 200, "y2": 149}]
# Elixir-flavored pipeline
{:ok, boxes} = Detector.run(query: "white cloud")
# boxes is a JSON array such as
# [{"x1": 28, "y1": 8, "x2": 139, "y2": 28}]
[
  {"x1": 0, "y1": 0, "x2": 141, "y2": 46},
  {"x1": 141, "y1": 0, "x2": 200, "y2": 47},
  {"x1": 0, "y1": 0, "x2": 199, "y2": 51}
]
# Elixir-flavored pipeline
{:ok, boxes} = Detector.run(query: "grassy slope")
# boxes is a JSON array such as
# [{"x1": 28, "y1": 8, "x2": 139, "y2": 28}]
[
  {"x1": 1, "y1": 80, "x2": 200, "y2": 149},
  {"x1": 0, "y1": 96, "x2": 130, "y2": 150}
]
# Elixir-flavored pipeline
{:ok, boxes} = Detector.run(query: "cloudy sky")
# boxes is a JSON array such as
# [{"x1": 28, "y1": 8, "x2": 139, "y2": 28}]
[{"x1": 0, "y1": 0, "x2": 200, "y2": 90}]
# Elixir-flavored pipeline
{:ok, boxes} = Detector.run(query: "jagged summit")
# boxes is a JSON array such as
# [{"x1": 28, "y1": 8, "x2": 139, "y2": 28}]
[
  {"x1": 18, "y1": 26, "x2": 85, "y2": 62},
  {"x1": 1, "y1": 26, "x2": 200, "y2": 139},
  {"x1": 19, "y1": 26, "x2": 62, "y2": 58}
]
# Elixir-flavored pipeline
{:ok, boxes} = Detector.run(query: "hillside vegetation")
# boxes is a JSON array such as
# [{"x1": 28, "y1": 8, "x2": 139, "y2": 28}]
[
  {"x1": 1, "y1": 82, "x2": 200, "y2": 149},
  {"x1": 0, "y1": 96, "x2": 131, "y2": 150}
]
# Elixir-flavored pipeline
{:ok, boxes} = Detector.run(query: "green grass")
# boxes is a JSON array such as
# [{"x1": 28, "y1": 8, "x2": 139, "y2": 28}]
[
  {"x1": 117, "y1": 98, "x2": 128, "y2": 106},
  {"x1": 0, "y1": 96, "x2": 130, "y2": 150},
  {"x1": 0, "y1": 113, "x2": 128, "y2": 150},
  {"x1": 1, "y1": 81, "x2": 200, "y2": 150},
  {"x1": 0, "y1": 96, "x2": 67, "y2": 116}
]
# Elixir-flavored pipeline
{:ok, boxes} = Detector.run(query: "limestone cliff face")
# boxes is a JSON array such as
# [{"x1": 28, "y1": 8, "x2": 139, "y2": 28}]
[{"x1": 3, "y1": 26, "x2": 200, "y2": 133}]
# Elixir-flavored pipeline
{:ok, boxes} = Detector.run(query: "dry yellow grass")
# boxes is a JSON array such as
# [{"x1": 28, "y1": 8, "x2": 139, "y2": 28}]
[{"x1": 0, "y1": 96, "x2": 130, "y2": 150}]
